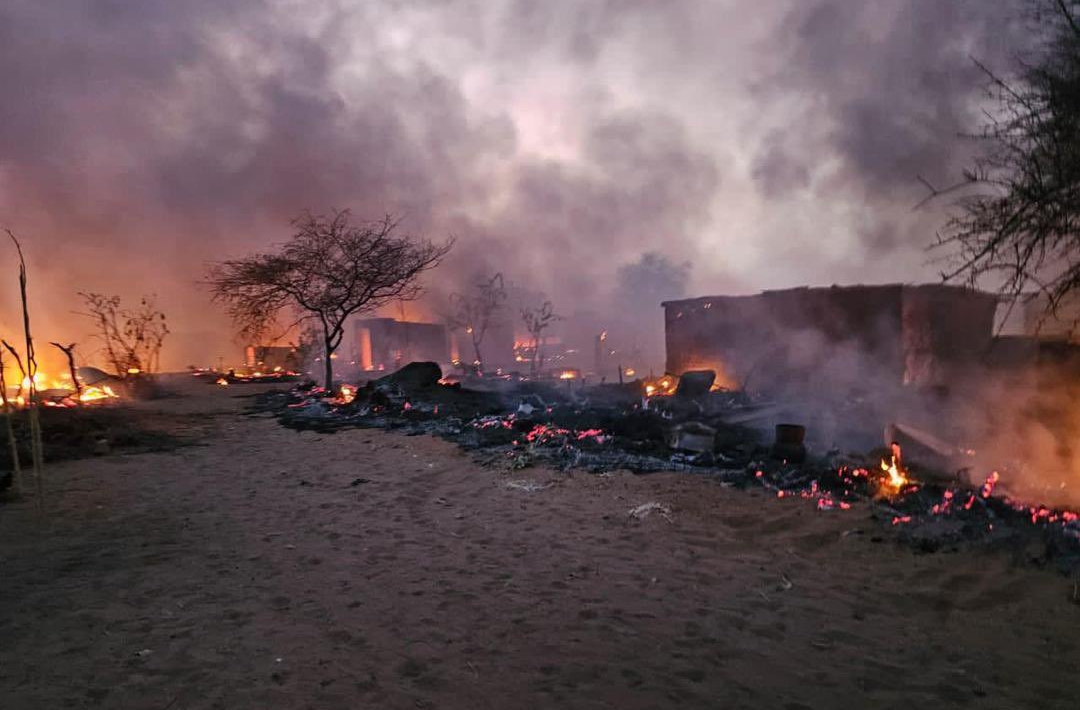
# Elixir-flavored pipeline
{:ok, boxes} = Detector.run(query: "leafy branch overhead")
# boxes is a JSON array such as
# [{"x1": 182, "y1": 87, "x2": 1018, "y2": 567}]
[
  {"x1": 932, "y1": 0, "x2": 1080, "y2": 313},
  {"x1": 206, "y1": 209, "x2": 453, "y2": 389}
]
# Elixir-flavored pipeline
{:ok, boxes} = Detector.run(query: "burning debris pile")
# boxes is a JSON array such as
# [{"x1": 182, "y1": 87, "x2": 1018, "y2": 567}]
[
  {"x1": 2, "y1": 367, "x2": 124, "y2": 409},
  {"x1": 252, "y1": 362, "x2": 1080, "y2": 570},
  {"x1": 256, "y1": 364, "x2": 764, "y2": 472},
  {"x1": 191, "y1": 367, "x2": 302, "y2": 387}
]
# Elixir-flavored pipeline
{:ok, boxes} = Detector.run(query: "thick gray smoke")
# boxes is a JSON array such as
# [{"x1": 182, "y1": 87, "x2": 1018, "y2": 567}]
[{"x1": 0, "y1": 0, "x2": 1034, "y2": 372}]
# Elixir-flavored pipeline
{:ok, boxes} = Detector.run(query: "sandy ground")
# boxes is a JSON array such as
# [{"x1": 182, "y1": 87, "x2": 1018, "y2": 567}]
[{"x1": 2, "y1": 384, "x2": 1079, "y2": 710}]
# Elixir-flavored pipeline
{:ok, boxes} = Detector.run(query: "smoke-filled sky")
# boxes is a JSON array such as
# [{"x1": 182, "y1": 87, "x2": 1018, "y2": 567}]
[{"x1": 0, "y1": 0, "x2": 1030, "y2": 369}]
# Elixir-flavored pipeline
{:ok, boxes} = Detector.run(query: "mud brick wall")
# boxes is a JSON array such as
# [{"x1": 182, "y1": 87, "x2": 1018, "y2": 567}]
[{"x1": 664, "y1": 284, "x2": 996, "y2": 392}]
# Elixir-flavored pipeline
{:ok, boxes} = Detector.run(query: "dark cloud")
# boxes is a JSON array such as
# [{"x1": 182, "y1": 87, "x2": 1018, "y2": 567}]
[{"x1": 764, "y1": 0, "x2": 1026, "y2": 197}]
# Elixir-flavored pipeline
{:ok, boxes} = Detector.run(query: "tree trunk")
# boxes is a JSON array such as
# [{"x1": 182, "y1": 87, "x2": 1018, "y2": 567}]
[
  {"x1": 472, "y1": 336, "x2": 484, "y2": 375},
  {"x1": 51, "y1": 342, "x2": 81, "y2": 399},
  {"x1": 0, "y1": 357, "x2": 20, "y2": 495},
  {"x1": 323, "y1": 338, "x2": 334, "y2": 391}
]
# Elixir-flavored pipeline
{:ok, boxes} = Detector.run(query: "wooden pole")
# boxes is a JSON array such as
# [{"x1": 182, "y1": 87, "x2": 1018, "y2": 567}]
[
  {"x1": 0, "y1": 349, "x2": 21, "y2": 496},
  {"x1": 7, "y1": 230, "x2": 44, "y2": 513},
  {"x1": 51, "y1": 342, "x2": 81, "y2": 400}
]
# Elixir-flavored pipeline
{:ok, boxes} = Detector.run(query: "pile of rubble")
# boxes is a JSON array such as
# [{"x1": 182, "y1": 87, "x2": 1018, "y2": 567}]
[
  {"x1": 254, "y1": 364, "x2": 769, "y2": 471},
  {"x1": 251, "y1": 362, "x2": 1080, "y2": 573}
]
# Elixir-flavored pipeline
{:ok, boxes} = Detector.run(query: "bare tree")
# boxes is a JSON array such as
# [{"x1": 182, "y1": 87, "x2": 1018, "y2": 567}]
[
  {"x1": 520, "y1": 299, "x2": 561, "y2": 376},
  {"x1": 447, "y1": 273, "x2": 506, "y2": 374},
  {"x1": 78, "y1": 293, "x2": 170, "y2": 377},
  {"x1": 930, "y1": 0, "x2": 1080, "y2": 314},
  {"x1": 207, "y1": 210, "x2": 453, "y2": 390}
]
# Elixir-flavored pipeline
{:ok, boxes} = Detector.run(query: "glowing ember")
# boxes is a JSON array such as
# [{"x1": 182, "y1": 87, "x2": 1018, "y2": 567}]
[
  {"x1": 524, "y1": 423, "x2": 571, "y2": 444},
  {"x1": 339, "y1": 384, "x2": 356, "y2": 404},
  {"x1": 216, "y1": 377, "x2": 229, "y2": 386}
]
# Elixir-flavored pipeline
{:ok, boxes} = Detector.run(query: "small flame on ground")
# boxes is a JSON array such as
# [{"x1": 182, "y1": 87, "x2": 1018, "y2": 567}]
[
  {"x1": 642, "y1": 376, "x2": 677, "y2": 397},
  {"x1": 879, "y1": 442, "x2": 909, "y2": 494},
  {"x1": 11, "y1": 371, "x2": 120, "y2": 406},
  {"x1": 79, "y1": 385, "x2": 117, "y2": 402}
]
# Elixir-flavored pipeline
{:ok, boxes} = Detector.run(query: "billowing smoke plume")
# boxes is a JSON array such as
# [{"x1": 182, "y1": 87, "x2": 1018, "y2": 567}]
[{"x1": 0, "y1": 0, "x2": 1034, "y2": 372}]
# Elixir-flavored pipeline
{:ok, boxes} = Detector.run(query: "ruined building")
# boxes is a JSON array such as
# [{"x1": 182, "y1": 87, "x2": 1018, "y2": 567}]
[
  {"x1": 355, "y1": 318, "x2": 450, "y2": 372},
  {"x1": 662, "y1": 284, "x2": 1000, "y2": 393},
  {"x1": 245, "y1": 345, "x2": 302, "y2": 372}
]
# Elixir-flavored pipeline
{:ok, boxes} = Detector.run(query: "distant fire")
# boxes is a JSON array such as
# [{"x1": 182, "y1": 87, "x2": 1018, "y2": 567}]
[
  {"x1": 196, "y1": 368, "x2": 300, "y2": 386},
  {"x1": 77, "y1": 384, "x2": 118, "y2": 403},
  {"x1": 643, "y1": 375, "x2": 677, "y2": 397},
  {"x1": 6, "y1": 370, "x2": 120, "y2": 408}
]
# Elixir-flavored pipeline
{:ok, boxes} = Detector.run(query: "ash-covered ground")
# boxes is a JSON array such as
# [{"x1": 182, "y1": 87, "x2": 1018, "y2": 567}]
[{"x1": 3, "y1": 378, "x2": 1080, "y2": 709}]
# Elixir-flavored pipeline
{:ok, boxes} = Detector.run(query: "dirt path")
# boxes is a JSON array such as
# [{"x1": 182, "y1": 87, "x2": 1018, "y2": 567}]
[{"x1": 2, "y1": 386, "x2": 1079, "y2": 709}]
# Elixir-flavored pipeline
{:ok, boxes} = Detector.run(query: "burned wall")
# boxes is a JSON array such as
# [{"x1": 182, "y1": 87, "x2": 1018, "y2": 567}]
[
  {"x1": 356, "y1": 318, "x2": 450, "y2": 371},
  {"x1": 664, "y1": 286, "x2": 905, "y2": 394},
  {"x1": 900, "y1": 285, "x2": 998, "y2": 387},
  {"x1": 664, "y1": 284, "x2": 997, "y2": 396},
  {"x1": 245, "y1": 345, "x2": 302, "y2": 372}
]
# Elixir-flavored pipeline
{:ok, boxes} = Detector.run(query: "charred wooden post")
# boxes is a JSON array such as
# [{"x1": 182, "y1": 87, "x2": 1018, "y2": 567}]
[
  {"x1": 7, "y1": 229, "x2": 45, "y2": 513},
  {"x1": 1, "y1": 339, "x2": 26, "y2": 400},
  {"x1": 0, "y1": 348, "x2": 22, "y2": 495},
  {"x1": 50, "y1": 342, "x2": 82, "y2": 400}
]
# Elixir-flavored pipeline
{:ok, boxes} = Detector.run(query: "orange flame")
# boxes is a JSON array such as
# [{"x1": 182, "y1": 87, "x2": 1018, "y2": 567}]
[
  {"x1": 79, "y1": 384, "x2": 118, "y2": 402},
  {"x1": 879, "y1": 442, "x2": 908, "y2": 494}
]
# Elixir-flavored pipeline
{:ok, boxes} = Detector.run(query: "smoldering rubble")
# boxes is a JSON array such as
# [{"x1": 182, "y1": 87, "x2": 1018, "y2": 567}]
[{"x1": 250, "y1": 361, "x2": 1080, "y2": 574}]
